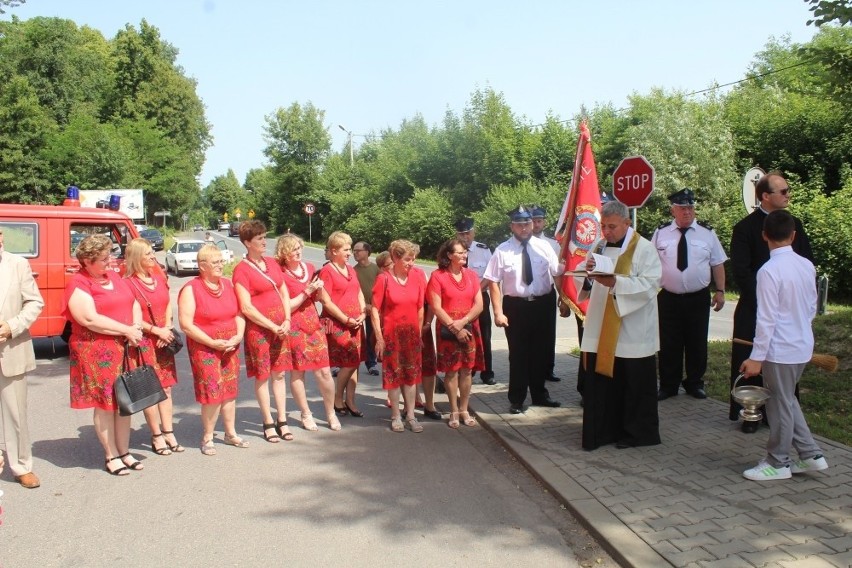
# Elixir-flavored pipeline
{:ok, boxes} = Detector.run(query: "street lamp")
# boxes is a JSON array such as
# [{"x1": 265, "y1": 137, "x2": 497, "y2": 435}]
[{"x1": 338, "y1": 124, "x2": 354, "y2": 167}]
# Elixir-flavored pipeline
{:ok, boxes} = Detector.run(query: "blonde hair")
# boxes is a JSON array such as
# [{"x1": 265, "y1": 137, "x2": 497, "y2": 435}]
[
  {"x1": 197, "y1": 243, "x2": 222, "y2": 264},
  {"x1": 124, "y1": 238, "x2": 154, "y2": 276},
  {"x1": 75, "y1": 234, "x2": 112, "y2": 263},
  {"x1": 275, "y1": 233, "x2": 304, "y2": 262},
  {"x1": 326, "y1": 231, "x2": 352, "y2": 252},
  {"x1": 388, "y1": 239, "x2": 419, "y2": 260}
]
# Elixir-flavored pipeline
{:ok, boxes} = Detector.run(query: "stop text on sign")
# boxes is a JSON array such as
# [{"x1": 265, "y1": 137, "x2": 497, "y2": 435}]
[{"x1": 616, "y1": 173, "x2": 652, "y2": 191}]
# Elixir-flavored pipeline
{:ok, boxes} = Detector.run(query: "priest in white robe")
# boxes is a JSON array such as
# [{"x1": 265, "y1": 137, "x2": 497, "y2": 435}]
[{"x1": 577, "y1": 201, "x2": 662, "y2": 450}]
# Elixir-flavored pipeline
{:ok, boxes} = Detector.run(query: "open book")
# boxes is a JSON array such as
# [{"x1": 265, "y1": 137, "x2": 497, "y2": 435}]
[{"x1": 566, "y1": 253, "x2": 615, "y2": 276}]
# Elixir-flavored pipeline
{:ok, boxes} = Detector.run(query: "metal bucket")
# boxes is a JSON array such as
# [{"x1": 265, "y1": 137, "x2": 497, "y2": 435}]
[{"x1": 731, "y1": 373, "x2": 771, "y2": 423}]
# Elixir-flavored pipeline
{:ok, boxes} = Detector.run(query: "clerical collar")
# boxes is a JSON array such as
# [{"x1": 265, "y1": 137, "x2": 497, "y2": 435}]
[{"x1": 606, "y1": 237, "x2": 625, "y2": 248}]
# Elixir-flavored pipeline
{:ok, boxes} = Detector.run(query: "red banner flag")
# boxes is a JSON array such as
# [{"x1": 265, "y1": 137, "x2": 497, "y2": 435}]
[{"x1": 556, "y1": 121, "x2": 602, "y2": 318}]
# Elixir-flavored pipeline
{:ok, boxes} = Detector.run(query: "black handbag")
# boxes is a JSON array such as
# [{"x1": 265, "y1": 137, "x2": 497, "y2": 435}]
[
  {"x1": 114, "y1": 345, "x2": 167, "y2": 416},
  {"x1": 163, "y1": 331, "x2": 184, "y2": 354},
  {"x1": 440, "y1": 323, "x2": 473, "y2": 341},
  {"x1": 128, "y1": 277, "x2": 184, "y2": 354}
]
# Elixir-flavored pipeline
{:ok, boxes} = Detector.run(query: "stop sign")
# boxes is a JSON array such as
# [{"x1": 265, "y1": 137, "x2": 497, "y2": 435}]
[{"x1": 612, "y1": 156, "x2": 655, "y2": 208}]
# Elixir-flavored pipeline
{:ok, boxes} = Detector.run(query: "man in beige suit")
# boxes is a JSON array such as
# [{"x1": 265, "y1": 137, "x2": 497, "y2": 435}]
[{"x1": 0, "y1": 228, "x2": 44, "y2": 488}]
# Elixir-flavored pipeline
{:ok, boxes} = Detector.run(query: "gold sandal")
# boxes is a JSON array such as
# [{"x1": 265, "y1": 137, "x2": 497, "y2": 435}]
[
  {"x1": 448, "y1": 413, "x2": 460, "y2": 429},
  {"x1": 460, "y1": 411, "x2": 477, "y2": 427}
]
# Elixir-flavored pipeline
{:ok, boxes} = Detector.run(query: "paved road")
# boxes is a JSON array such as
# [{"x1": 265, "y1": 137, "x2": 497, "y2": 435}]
[{"x1": 0, "y1": 233, "x2": 617, "y2": 568}]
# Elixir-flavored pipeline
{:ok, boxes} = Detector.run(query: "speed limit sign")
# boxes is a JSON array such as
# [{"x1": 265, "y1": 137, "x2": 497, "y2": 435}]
[{"x1": 304, "y1": 203, "x2": 316, "y2": 215}]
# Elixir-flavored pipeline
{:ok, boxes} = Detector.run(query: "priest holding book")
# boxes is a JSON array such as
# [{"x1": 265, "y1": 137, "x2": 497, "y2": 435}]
[{"x1": 577, "y1": 200, "x2": 662, "y2": 451}]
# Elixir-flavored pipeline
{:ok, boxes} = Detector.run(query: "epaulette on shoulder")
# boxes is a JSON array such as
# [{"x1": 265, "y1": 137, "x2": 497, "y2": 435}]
[
  {"x1": 658, "y1": 220, "x2": 673, "y2": 230},
  {"x1": 697, "y1": 220, "x2": 713, "y2": 231}
]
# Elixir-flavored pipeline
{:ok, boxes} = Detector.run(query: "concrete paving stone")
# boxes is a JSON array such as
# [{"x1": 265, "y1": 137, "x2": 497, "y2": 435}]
[
  {"x1": 775, "y1": 540, "x2": 840, "y2": 559},
  {"x1": 666, "y1": 545, "x2": 718, "y2": 565},
  {"x1": 615, "y1": 509, "x2": 661, "y2": 524},
  {"x1": 697, "y1": 555, "x2": 756, "y2": 568},
  {"x1": 682, "y1": 503, "x2": 731, "y2": 522},
  {"x1": 817, "y1": 484, "x2": 852, "y2": 498},
  {"x1": 738, "y1": 548, "x2": 797, "y2": 566},
  {"x1": 703, "y1": 523, "x2": 769, "y2": 543},
  {"x1": 782, "y1": 487, "x2": 834, "y2": 504},
  {"x1": 669, "y1": 532, "x2": 724, "y2": 551},
  {"x1": 776, "y1": 499, "x2": 833, "y2": 515},
  {"x1": 678, "y1": 519, "x2": 727, "y2": 538},
  {"x1": 812, "y1": 509, "x2": 852, "y2": 526},
  {"x1": 704, "y1": 538, "x2": 761, "y2": 556},
  {"x1": 822, "y1": 535, "x2": 852, "y2": 553},
  {"x1": 650, "y1": 503, "x2": 699, "y2": 518},
  {"x1": 823, "y1": 551, "x2": 852, "y2": 568},
  {"x1": 633, "y1": 525, "x2": 686, "y2": 545},
  {"x1": 746, "y1": 494, "x2": 797, "y2": 508},
  {"x1": 645, "y1": 513, "x2": 693, "y2": 531},
  {"x1": 747, "y1": 529, "x2": 799, "y2": 548},
  {"x1": 776, "y1": 556, "x2": 840, "y2": 568}
]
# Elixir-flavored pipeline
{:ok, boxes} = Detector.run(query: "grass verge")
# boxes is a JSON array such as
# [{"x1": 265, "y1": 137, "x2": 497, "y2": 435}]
[{"x1": 704, "y1": 304, "x2": 851, "y2": 445}]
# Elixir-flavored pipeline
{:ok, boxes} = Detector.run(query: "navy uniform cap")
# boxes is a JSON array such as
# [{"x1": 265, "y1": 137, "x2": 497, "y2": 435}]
[
  {"x1": 668, "y1": 188, "x2": 696, "y2": 206},
  {"x1": 530, "y1": 205, "x2": 546, "y2": 218},
  {"x1": 454, "y1": 217, "x2": 474, "y2": 232},
  {"x1": 507, "y1": 205, "x2": 532, "y2": 222},
  {"x1": 600, "y1": 192, "x2": 613, "y2": 204}
]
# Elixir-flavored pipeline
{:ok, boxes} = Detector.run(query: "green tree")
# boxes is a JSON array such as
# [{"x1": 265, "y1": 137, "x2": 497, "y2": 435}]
[
  {"x1": 623, "y1": 89, "x2": 740, "y2": 237},
  {"x1": 106, "y1": 20, "x2": 211, "y2": 177},
  {"x1": 805, "y1": 0, "x2": 852, "y2": 26},
  {"x1": 205, "y1": 169, "x2": 243, "y2": 220},
  {"x1": 261, "y1": 101, "x2": 331, "y2": 235},
  {"x1": 0, "y1": 17, "x2": 112, "y2": 126},
  {"x1": 0, "y1": 75, "x2": 55, "y2": 203}
]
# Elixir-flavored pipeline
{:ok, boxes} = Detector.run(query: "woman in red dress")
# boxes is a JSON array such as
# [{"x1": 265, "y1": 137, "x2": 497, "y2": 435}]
[
  {"x1": 276, "y1": 234, "x2": 340, "y2": 432},
  {"x1": 318, "y1": 231, "x2": 366, "y2": 417},
  {"x1": 178, "y1": 244, "x2": 248, "y2": 456},
  {"x1": 233, "y1": 221, "x2": 294, "y2": 443},
  {"x1": 428, "y1": 238, "x2": 484, "y2": 428},
  {"x1": 371, "y1": 239, "x2": 427, "y2": 433},
  {"x1": 125, "y1": 238, "x2": 184, "y2": 455},
  {"x1": 63, "y1": 234, "x2": 146, "y2": 475}
]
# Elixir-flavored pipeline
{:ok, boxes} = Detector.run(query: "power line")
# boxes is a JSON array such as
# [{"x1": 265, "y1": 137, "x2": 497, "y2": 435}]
[{"x1": 526, "y1": 58, "x2": 817, "y2": 131}]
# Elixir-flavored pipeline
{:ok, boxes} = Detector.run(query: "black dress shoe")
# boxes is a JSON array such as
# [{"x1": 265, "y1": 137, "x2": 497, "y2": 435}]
[
  {"x1": 741, "y1": 421, "x2": 759, "y2": 434},
  {"x1": 657, "y1": 390, "x2": 677, "y2": 401},
  {"x1": 531, "y1": 397, "x2": 561, "y2": 408},
  {"x1": 422, "y1": 408, "x2": 442, "y2": 420},
  {"x1": 546, "y1": 375, "x2": 562, "y2": 382},
  {"x1": 616, "y1": 439, "x2": 636, "y2": 449},
  {"x1": 509, "y1": 404, "x2": 524, "y2": 414},
  {"x1": 687, "y1": 388, "x2": 707, "y2": 399},
  {"x1": 480, "y1": 373, "x2": 496, "y2": 385}
]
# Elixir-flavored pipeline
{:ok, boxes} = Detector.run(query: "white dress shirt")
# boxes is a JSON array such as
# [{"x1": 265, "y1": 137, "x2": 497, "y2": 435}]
[
  {"x1": 651, "y1": 220, "x2": 727, "y2": 294},
  {"x1": 483, "y1": 236, "x2": 559, "y2": 297},
  {"x1": 750, "y1": 246, "x2": 816, "y2": 364}
]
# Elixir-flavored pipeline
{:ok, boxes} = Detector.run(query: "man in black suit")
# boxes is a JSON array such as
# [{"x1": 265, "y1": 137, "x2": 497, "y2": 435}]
[{"x1": 729, "y1": 172, "x2": 813, "y2": 433}]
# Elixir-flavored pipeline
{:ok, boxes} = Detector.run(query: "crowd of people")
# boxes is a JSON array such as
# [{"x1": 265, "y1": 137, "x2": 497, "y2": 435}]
[{"x1": 0, "y1": 173, "x2": 828, "y2": 484}]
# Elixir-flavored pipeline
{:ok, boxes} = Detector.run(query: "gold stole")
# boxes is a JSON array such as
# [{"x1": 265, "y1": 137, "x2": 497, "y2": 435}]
[{"x1": 595, "y1": 231, "x2": 640, "y2": 378}]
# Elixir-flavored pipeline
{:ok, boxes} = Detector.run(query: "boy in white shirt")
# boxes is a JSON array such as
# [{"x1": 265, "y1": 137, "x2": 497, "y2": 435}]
[{"x1": 740, "y1": 210, "x2": 827, "y2": 481}]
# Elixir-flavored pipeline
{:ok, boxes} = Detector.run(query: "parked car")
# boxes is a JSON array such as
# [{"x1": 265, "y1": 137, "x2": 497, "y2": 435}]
[
  {"x1": 228, "y1": 221, "x2": 241, "y2": 237},
  {"x1": 139, "y1": 228, "x2": 165, "y2": 251},
  {"x1": 218, "y1": 221, "x2": 230, "y2": 232},
  {"x1": 165, "y1": 239, "x2": 204, "y2": 276},
  {"x1": 165, "y1": 238, "x2": 234, "y2": 276},
  {"x1": 193, "y1": 224, "x2": 205, "y2": 232}
]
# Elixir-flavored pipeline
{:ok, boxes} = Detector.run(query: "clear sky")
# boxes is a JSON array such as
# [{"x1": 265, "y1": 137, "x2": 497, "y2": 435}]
[{"x1": 7, "y1": 1, "x2": 818, "y2": 187}]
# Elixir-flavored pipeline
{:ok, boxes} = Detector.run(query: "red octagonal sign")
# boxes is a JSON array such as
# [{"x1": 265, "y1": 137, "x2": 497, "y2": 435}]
[{"x1": 612, "y1": 156, "x2": 655, "y2": 208}]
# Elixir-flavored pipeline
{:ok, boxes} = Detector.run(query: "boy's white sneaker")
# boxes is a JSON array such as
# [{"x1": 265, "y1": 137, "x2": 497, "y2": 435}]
[
  {"x1": 791, "y1": 455, "x2": 828, "y2": 474},
  {"x1": 743, "y1": 460, "x2": 792, "y2": 481}
]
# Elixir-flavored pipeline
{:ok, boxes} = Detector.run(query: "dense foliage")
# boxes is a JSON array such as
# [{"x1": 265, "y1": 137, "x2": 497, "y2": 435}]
[
  {"x1": 0, "y1": 16, "x2": 210, "y2": 221},
  {"x1": 1, "y1": 13, "x2": 849, "y2": 297}
]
